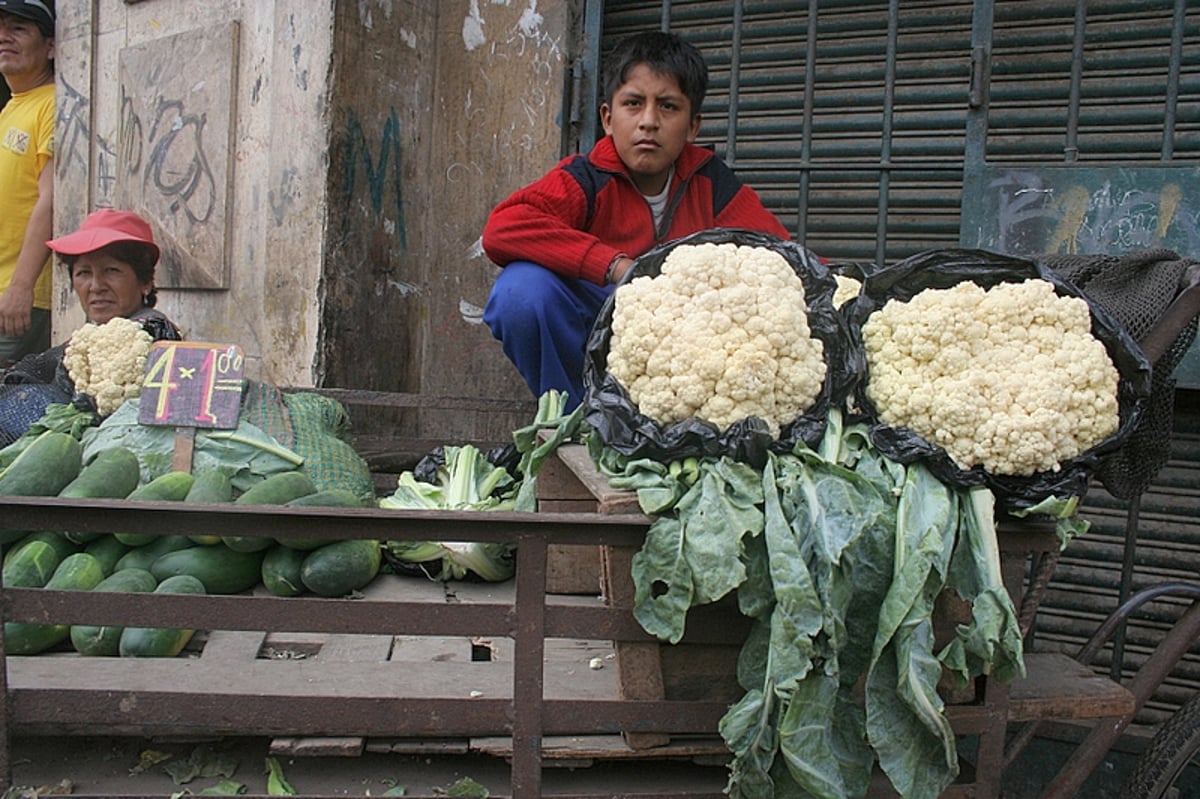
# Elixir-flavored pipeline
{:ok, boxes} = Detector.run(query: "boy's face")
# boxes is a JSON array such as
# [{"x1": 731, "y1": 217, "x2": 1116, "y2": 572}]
[{"x1": 601, "y1": 64, "x2": 701, "y2": 196}]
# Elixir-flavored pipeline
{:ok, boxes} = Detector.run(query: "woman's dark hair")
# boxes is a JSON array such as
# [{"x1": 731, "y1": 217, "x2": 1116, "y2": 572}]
[
  {"x1": 62, "y1": 241, "x2": 159, "y2": 307},
  {"x1": 601, "y1": 31, "x2": 708, "y2": 116}
]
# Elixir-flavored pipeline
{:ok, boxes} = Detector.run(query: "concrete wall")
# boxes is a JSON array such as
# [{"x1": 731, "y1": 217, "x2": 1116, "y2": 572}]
[
  {"x1": 53, "y1": 1, "x2": 334, "y2": 387},
  {"x1": 53, "y1": 0, "x2": 576, "y2": 437}
]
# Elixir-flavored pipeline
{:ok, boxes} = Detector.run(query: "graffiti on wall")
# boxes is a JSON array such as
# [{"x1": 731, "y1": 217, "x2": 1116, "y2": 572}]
[
  {"x1": 118, "y1": 22, "x2": 239, "y2": 289},
  {"x1": 55, "y1": 78, "x2": 91, "y2": 187},
  {"x1": 965, "y1": 164, "x2": 1200, "y2": 388},
  {"x1": 969, "y1": 166, "x2": 1200, "y2": 257},
  {"x1": 123, "y1": 95, "x2": 217, "y2": 226},
  {"x1": 341, "y1": 108, "x2": 407, "y2": 251}
]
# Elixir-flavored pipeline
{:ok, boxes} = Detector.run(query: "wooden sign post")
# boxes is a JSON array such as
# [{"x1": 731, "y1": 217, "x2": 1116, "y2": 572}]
[{"x1": 138, "y1": 342, "x2": 246, "y2": 472}]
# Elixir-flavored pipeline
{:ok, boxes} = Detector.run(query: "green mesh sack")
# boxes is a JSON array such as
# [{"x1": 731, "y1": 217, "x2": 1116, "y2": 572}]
[
  {"x1": 240, "y1": 381, "x2": 376, "y2": 504},
  {"x1": 239, "y1": 381, "x2": 294, "y2": 446}
]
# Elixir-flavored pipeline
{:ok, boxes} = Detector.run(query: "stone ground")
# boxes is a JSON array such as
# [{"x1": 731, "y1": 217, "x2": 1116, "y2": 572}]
[
  {"x1": 7, "y1": 734, "x2": 731, "y2": 797},
  {"x1": 13, "y1": 728, "x2": 1200, "y2": 798},
  {"x1": 7, "y1": 730, "x2": 1169, "y2": 799}
]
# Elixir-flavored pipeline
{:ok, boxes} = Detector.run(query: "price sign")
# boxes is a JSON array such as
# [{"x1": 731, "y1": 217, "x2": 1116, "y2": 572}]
[{"x1": 138, "y1": 341, "x2": 245, "y2": 430}]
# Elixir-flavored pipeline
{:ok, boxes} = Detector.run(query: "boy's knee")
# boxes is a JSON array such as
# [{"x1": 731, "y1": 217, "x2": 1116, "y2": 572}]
[{"x1": 485, "y1": 262, "x2": 555, "y2": 328}]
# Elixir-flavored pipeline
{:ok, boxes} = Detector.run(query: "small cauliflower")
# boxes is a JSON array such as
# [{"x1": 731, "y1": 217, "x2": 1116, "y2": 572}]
[
  {"x1": 833, "y1": 274, "x2": 862, "y2": 308},
  {"x1": 861, "y1": 278, "x2": 1120, "y2": 476},
  {"x1": 606, "y1": 242, "x2": 827, "y2": 437},
  {"x1": 63, "y1": 317, "x2": 154, "y2": 416}
]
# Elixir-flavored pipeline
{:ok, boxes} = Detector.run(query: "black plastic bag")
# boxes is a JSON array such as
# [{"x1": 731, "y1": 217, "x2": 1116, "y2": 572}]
[
  {"x1": 843, "y1": 248, "x2": 1152, "y2": 509},
  {"x1": 413, "y1": 442, "x2": 522, "y2": 485},
  {"x1": 583, "y1": 228, "x2": 860, "y2": 468}
]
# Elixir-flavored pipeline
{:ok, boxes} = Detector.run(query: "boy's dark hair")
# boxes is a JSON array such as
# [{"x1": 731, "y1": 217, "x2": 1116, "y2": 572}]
[{"x1": 602, "y1": 31, "x2": 708, "y2": 116}]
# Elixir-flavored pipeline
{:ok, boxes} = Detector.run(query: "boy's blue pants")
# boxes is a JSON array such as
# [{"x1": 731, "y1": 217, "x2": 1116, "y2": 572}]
[{"x1": 483, "y1": 261, "x2": 616, "y2": 411}]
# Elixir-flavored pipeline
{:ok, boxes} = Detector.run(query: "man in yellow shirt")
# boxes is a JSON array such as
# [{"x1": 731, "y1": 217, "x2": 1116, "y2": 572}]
[{"x1": 0, "y1": 0, "x2": 55, "y2": 368}]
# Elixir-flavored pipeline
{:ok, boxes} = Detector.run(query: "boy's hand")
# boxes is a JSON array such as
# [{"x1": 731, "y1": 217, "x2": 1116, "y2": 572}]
[{"x1": 607, "y1": 256, "x2": 635, "y2": 285}]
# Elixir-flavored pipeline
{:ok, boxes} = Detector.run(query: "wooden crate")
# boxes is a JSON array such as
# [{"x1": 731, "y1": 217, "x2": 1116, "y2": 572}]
[
  {"x1": 536, "y1": 443, "x2": 744, "y2": 748},
  {"x1": 7, "y1": 575, "x2": 619, "y2": 744},
  {"x1": 534, "y1": 438, "x2": 638, "y2": 595}
]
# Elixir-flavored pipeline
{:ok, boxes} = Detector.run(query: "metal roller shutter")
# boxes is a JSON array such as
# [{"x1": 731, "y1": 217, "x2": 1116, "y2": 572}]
[
  {"x1": 1039, "y1": 430, "x2": 1200, "y2": 725},
  {"x1": 598, "y1": 0, "x2": 979, "y2": 263},
  {"x1": 593, "y1": 0, "x2": 1197, "y2": 264}
]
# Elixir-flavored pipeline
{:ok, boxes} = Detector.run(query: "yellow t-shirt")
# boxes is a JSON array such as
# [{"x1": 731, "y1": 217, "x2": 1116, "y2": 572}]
[{"x1": 0, "y1": 82, "x2": 55, "y2": 310}]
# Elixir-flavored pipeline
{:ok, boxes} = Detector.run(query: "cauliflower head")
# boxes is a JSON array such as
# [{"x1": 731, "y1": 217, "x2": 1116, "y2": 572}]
[
  {"x1": 605, "y1": 242, "x2": 827, "y2": 437},
  {"x1": 63, "y1": 316, "x2": 155, "y2": 416},
  {"x1": 861, "y1": 278, "x2": 1120, "y2": 476}
]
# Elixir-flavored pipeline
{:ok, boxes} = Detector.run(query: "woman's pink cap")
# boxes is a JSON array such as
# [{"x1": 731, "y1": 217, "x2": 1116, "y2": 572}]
[{"x1": 47, "y1": 209, "x2": 161, "y2": 262}]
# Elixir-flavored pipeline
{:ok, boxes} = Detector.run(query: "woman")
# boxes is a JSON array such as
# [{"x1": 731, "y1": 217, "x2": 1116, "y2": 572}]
[
  {"x1": 0, "y1": 209, "x2": 182, "y2": 444},
  {"x1": 47, "y1": 208, "x2": 182, "y2": 338}
]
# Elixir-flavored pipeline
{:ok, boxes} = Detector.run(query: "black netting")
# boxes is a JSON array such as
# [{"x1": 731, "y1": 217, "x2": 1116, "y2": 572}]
[{"x1": 1042, "y1": 250, "x2": 1198, "y2": 500}]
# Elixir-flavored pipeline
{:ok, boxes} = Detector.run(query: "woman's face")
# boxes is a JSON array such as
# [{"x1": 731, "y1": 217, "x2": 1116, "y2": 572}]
[{"x1": 71, "y1": 252, "x2": 152, "y2": 324}]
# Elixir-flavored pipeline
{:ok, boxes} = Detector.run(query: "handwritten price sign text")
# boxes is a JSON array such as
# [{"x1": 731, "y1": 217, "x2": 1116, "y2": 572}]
[{"x1": 138, "y1": 342, "x2": 245, "y2": 429}]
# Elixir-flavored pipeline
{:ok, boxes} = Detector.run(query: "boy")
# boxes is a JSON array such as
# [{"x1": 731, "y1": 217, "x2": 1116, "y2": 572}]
[{"x1": 482, "y1": 30, "x2": 794, "y2": 409}]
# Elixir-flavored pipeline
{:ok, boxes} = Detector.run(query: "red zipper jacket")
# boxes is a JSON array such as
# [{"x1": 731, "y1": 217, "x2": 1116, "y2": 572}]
[{"x1": 482, "y1": 136, "x2": 791, "y2": 285}]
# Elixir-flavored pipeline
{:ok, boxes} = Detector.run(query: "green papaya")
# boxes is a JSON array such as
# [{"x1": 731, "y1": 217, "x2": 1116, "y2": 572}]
[
  {"x1": 2, "y1": 539, "x2": 63, "y2": 588},
  {"x1": 261, "y1": 545, "x2": 307, "y2": 597},
  {"x1": 222, "y1": 471, "x2": 318, "y2": 552},
  {"x1": 83, "y1": 535, "x2": 131, "y2": 576},
  {"x1": 59, "y1": 446, "x2": 141, "y2": 500},
  {"x1": 300, "y1": 539, "x2": 382, "y2": 597},
  {"x1": 58, "y1": 447, "x2": 142, "y2": 543},
  {"x1": 112, "y1": 535, "x2": 193, "y2": 572},
  {"x1": 0, "y1": 431, "x2": 83, "y2": 496},
  {"x1": 115, "y1": 472, "x2": 196, "y2": 545},
  {"x1": 69, "y1": 568, "x2": 159, "y2": 656},
  {"x1": 184, "y1": 470, "x2": 234, "y2": 545},
  {"x1": 3, "y1": 531, "x2": 79, "y2": 567},
  {"x1": 119, "y1": 574, "x2": 206, "y2": 658},
  {"x1": 150, "y1": 546, "x2": 265, "y2": 595},
  {"x1": 277, "y1": 489, "x2": 368, "y2": 550},
  {"x1": 5, "y1": 553, "x2": 106, "y2": 655}
]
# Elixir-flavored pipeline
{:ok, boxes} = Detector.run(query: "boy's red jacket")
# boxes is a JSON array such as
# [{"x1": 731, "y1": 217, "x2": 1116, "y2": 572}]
[{"x1": 482, "y1": 136, "x2": 790, "y2": 285}]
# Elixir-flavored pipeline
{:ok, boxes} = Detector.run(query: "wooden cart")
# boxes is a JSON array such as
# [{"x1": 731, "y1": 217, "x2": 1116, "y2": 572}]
[
  {"x1": 2, "y1": 253, "x2": 1196, "y2": 797},
  {"x1": 0, "y1": 435, "x2": 1135, "y2": 799}
]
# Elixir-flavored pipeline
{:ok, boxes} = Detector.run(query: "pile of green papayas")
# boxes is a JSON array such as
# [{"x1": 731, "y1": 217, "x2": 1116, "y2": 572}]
[{"x1": 0, "y1": 432, "x2": 382, "y2": 657}]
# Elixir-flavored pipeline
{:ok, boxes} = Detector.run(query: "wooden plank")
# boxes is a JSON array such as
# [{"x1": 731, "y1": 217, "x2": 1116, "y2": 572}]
[
  {"x1": 317, "y1": 634, "x2": 394, "y2": 662},
  {"x1": 995, "y1": 519, "x2": 1061, "y2": 553},
  {"x1": 471, "y1": 734, "x2": 729, "y2": 762},
  {"x1": 537, "y1": 452, "x2": 597, "y2": 506},
  {"x1": 6, "y1": 653, "x2": 616, "y2": 703},
  {"x1": 546, "y1": 543, "x2": 603, "y2": 596},
  {"x1": 269, "y1": 737, "x2": 364, "y2": 757},
  {"x1": 553, "y1": 443, "x2": 643, "y2": 515},
  {"x1": 1007, "y1": 652, "x2": 1136, "y2": 722},
  {"x1": 540, "y1": 499, "x2": 600, "y2": 513},
  {"x1": 197, "y1": 630, "x2": 267, "y2": 661},
  {"x1": 363, "y1": 738, "x2": 471, "y2": 755},
  {"x1": 602, "y1": 543, "x2": 670, "y2": 750},
  {"x1": 390, "y1": 635, "x2": 475, "y2": 663}
]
